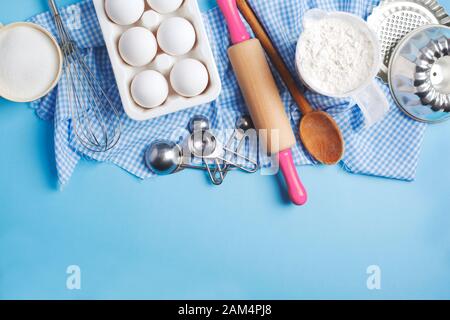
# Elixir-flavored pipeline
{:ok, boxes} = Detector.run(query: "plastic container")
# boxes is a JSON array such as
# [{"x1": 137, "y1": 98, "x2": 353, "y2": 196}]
[
  {"x1": 296, "y1": 9, "x2": 389, "y2": 127},
  {"x1": 93, "y1": 0, "x2": 221, "y2": 121}
]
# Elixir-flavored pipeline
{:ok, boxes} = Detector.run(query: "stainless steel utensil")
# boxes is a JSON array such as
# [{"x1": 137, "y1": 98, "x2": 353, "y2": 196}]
[
  {"x1": 145, "y1": 140, "x2": 206, "y2": 175},
  {"x1": 188, "y1": 115, "x2": 210, "y2": 133},
  {"x1": 188, "y1": 130, "x2": 226, "y2": 185},
  {"x1": 219, "y1": 115, "x2": 255, "y2": 178},
  {"x1": 146, "y1": 115, "x2": 258, "y2": 184},
  {"x1": 368, "y1": 0, "x2": 450, "y2": 82},
  {"x1": 389, "y1": 24, "x2": 450, "y2": 122},
  {"x1": 187, "y1": 115, "x2": 226, "y2": 184},
  {"x1": 48, "y1": 0, "x2": 122, "y2": 152},
  {"x1": 188, "y1": 130, "x2": 258, "y2": 184}
]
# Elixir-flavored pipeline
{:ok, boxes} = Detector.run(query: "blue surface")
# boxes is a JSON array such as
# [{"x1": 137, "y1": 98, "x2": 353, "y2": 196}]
[{"x1": 0, "y1": 0, "x2": 449, "y2": 300}]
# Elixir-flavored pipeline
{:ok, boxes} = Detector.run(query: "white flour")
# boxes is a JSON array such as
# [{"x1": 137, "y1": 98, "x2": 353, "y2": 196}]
[
  {"x1": 0, "y1": 25, "x2": 60, "y2": 101},
  {"x1": 297, "y1": 18, "x2": 375, "y2": 96}
]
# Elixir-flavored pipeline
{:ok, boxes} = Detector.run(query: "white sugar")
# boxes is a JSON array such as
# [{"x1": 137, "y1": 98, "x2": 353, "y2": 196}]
[{"x1": 0, "y1": 25, "x2": 60, "y2": 101}]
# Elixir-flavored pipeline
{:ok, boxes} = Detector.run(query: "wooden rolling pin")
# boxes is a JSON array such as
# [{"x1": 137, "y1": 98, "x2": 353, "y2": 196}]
[
  {"x1": 217, "y1": 0, "x2": 307, "y2": 206},
  {"x1": 236, "y1": 0, "x2": 345, "y2": 165}
]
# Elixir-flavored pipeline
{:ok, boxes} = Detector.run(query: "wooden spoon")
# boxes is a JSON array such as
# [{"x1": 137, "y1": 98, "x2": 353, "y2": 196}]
[{"x1": 236, "y1": 0, "x2": 345, "y2": 165}]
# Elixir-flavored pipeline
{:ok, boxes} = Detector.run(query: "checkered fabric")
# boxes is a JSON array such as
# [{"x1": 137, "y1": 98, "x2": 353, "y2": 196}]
[{"x1": 29, "y1": 0, "x2": 427, "y2": 186}]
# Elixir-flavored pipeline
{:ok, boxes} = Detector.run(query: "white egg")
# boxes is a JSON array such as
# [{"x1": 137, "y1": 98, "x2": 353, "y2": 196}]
[
  {"x1": 147, "y1": 0, "x2": 183, "y2": 14},
  {"x1": 157, "y1": 17, "x2": 196, "y2": 56},
  {"x1": 131, "y1": 70, "x2": 169, "y2": 108},
  {"x1": 119, "y1": 27, "x2": 157, "y2": 67},
  {"x1": 170, "y1": 59, "x2": 209, "y2": 97},
  {"x1": 105, "y1": 0, "x2": 145, "y2": 25}
]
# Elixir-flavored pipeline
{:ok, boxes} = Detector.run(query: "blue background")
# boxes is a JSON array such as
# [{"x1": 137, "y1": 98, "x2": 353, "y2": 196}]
[{"x1": 0, "y1": 0, "x2": 449, "y2": 300}]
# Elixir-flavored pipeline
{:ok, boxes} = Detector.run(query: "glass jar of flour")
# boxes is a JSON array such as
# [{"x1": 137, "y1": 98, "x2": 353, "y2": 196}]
[{"x1": 296, "y1": 9, "x2": 389, "y2": 127}]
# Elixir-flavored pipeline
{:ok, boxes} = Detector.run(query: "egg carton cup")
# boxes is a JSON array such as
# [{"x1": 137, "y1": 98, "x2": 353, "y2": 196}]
[{"x1": 93, "y1": 0, "x2": 221, "y2": 121}]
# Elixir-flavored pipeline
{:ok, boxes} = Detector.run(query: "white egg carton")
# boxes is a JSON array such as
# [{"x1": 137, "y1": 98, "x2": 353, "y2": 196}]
[{"x1": 93, "y1": 0, "x2": 221, "y2": 121}]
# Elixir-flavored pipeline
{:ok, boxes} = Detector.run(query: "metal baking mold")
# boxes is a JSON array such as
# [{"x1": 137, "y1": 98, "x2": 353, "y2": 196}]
[
  {"x1": 368, "y1": 0, "x2": 450, "y2": 82},
  {"x1": 389, "y1": 25, "x2": 450, "y2": 123}
]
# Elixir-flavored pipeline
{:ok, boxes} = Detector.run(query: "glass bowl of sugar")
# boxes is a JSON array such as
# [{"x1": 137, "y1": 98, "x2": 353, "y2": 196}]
[{"x1": 0, "y1": 22, "x2": 63, "y2": 103}]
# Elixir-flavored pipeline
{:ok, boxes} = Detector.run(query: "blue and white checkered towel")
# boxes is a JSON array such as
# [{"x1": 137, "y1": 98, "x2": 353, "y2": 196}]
[{"x1": 29, "y1": 0, "x2": 427, "y2": 186}]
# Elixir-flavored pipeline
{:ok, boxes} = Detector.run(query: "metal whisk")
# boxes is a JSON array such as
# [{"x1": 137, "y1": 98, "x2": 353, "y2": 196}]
[{"x1": 48, "y1": 0, "x2": 121, "y2": 152}]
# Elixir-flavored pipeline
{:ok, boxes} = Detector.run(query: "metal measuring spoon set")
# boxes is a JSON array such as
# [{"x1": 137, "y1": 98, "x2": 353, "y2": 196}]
[{"x1": 145, "y1": 115, "x2": 258, "y2": 185}]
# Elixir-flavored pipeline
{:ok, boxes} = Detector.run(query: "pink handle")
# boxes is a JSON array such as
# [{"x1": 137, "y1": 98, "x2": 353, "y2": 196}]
[
  {"x1": 217, "y1": 0, "x2": 251, "y2": 44},
  {"x1": 278, "y1": 149, "x2": 308, "y2": 206}
]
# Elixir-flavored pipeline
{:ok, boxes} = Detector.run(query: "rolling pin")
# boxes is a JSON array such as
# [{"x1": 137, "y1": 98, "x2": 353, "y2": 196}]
[
  {"x1": 236, "y1": 0, "x2": 345, "y2": 166},
  {"x1": 217, "y1": 0, "x2": 307, "y2": 206}
]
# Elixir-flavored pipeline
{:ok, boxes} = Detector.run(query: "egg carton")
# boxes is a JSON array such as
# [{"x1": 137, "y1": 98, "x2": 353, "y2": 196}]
[{"x1": 93, "y1": 0, "x2": 221, "y2": 121}]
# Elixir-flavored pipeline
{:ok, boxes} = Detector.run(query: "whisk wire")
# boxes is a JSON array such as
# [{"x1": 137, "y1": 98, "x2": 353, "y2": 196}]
[
  {"x1": 66, "y1": 55, "x2": 101, "y2": 149},
  {"x1": 71, "y1": 55, "x2": 108, "y2": 147},
  {"x1": 49, "y1": 0, "x2": 122, "y2": 153},
  {"x1": 74, "y1": 48, "x2": 121, "y2": 149}
]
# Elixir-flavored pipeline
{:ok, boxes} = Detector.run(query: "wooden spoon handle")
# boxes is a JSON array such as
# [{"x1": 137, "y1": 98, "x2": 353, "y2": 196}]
[{"x1": 236, "y1": 0, "x2": 314, "y2": 115}]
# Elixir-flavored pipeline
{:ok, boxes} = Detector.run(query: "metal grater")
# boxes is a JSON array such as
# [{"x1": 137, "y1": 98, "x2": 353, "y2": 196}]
[
  {"x1": 368, "y1": 0, "x2": 450, "y2": 82},
  {"x1": 389, "y1": 25, "x2": 450, "y2": 123}
]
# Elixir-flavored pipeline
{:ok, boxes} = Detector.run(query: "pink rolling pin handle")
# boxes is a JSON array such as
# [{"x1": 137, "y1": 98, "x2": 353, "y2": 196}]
[
  {"x1": 217, "y1": 0, "x2": 251, "y2": 44},
  {"x1": 278, "y1": 149, "x2": 308, "y2": 206}
]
